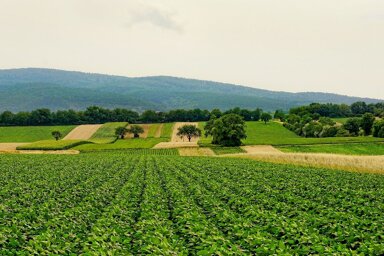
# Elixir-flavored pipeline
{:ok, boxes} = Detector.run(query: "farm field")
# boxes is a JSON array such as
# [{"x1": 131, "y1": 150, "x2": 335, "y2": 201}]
[
  {"x1": 1, "y1": 152, "x2": 383, "y2": 255},
  {"x1": 16, "y1": 140, "x2": 90, "y2": 150},
  {"x1": 74, "y1": 138, "x2": 168, "y2": 151},
  {"x1": 89, "y1": 122, "x2": 128, "y2": 143},
  {"x1": 279, "y1": 143, "x2": 384, "y2": 155},
  {"x1": 0, "y1": 125, "x2": 75, "y2": 142},
  {"x1": 199, "y1": 121, "x2": 384, "y2": 146}
]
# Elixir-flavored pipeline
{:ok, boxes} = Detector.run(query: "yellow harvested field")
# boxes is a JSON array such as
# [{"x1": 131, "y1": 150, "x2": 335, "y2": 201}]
[
  {"x1": 241, "y1": 145, "x2": 283, "y2": 154},
  {"x1": 179, "y1": 147, "x2": 215, "y2": 156},
  {"x1": 0, "y1": 143, "x2": 28, "y2": 151},
  {"x1": 63, "y1": 125, "x2": 102, "y2": 140},
  {"x1": 227, "y1": 152, "x2": 384, "y2": 174}
]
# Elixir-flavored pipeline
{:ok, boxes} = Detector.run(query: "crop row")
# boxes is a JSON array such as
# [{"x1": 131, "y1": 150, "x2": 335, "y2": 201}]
[{"x1": 0, "y1": 153, "x2": 383, "y2": 255}]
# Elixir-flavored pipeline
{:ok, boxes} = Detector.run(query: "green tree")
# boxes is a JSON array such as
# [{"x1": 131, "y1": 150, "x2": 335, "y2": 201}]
[
  {"x1": 210, "y1": 114, "x2": 247, "y2": 146},
  {"x1": 360, "y1": 113, "x2": 375, "y2": 135},
  {"x1": 274, "y1": 110, "x2": 285, "y2": 121},
  {"x1": 343, "y1": 118, "x2": 361, "y2": 136},
  {"x1": 177, "y1": 125, "x2": 202, "y2": 142},
  {"x1": 261, "y1": 113, "x2": 272, "y2": 124},
  {"x1": 127, "y1": 125, "x2": 144, "y2": 138},
  {"x1": 115, "y1": 126, "x2": 128, "y2": 139},
  {"x1": 51, "y1": 131, "x2": 62, "y2": 141},
  {"x1": 373, "y1": 120, "x2": 384, "y2": 138}
]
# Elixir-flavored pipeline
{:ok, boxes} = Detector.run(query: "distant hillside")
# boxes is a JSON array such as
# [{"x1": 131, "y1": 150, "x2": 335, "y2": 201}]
[{"x1": 0, "y1": 68, "x2": 381, "y2": 112}]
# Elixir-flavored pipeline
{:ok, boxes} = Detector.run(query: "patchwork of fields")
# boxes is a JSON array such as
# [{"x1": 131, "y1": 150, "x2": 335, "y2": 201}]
[{"x1": 1, "y1": 153, "x2": 383, "y2": 255}]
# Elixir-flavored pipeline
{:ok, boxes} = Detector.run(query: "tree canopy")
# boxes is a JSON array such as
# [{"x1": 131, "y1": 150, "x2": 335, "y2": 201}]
[
  {"x1": 127, "y1": 125, "x2": 144, "y2": 138},
  {"x1": 208, "y1": 114, "x2": 247, "y2": 146},
  {"x1": 177, "y1": 125, "x2": 202, "y2": 142}
]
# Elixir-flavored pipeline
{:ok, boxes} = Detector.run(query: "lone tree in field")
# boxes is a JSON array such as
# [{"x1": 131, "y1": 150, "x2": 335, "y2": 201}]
[
  {"x1": 177, "y1": 125, "x2": 202, "y2": 142},
  {"x1": 208, "y1": 114, "x2": 247, "y2": 146},
  {"x1": 127, "y1": 125, "x2": 144, "y2": 138},
  {"x1": 51, "y1": 131, "x2": 62, "y2": 141},
  {"x1": 115, "y1": 126, "x2": 128, "y2": 139},
  {"x1": 261, "y1": 113, "x2": 272, "y2": 124}
]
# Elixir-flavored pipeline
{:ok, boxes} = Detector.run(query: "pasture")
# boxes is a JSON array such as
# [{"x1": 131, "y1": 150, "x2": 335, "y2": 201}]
[
  {"x1": 1, "y1": 152, "x2": 383, "y2": 255},
  {"x1": 0, "y1": 125, "x2": 75, "y2": 142}
]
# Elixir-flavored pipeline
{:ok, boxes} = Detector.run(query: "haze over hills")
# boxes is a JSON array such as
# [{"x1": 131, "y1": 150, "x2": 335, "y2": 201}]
[{"x1": 0, "y1": 68, "x2": 381, "y2": 112}]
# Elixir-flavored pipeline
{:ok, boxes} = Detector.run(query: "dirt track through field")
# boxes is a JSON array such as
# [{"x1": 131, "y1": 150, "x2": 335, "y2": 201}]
[
  {"x1": 63, "y1": 125, "x2": 102, "y2": 140},
  {"x1": 242, "y1": 145, "x2": 283, "y2": 154}
]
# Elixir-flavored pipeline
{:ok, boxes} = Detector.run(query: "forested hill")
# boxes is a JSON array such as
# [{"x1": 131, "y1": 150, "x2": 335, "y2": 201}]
[{"x1": 0, "y1": 68, "x2": 381, "y2": 112}]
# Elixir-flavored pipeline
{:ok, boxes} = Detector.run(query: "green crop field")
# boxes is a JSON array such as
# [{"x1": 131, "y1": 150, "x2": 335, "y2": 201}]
[
  {"x1": 89, "y1": 122, "x2": 127, "y2": 143},
  {"x1": 147, "y1": 123, "x2": 161, "y2": 138},
  {"x1": 160, "y1": 123, "x2": 174, "y2": 138},
  {"x1": 16, "y1": 140, "x2": 90, "y2": 150},
  {"x1": 74, "y1": 138, "x2": 168, "y2": 151},
  {"x1": 199, "y1": 121, "x2": 384, "y2": 146},
  {"x1": 278, "y1": 142, "x2": 384, "y2": 155},
  {"x1": 1, "y1": 153, "x2": 383, "y2": 255},
  {"x1": 0, "y1": 125, "x2": 75, "y2": 142}
]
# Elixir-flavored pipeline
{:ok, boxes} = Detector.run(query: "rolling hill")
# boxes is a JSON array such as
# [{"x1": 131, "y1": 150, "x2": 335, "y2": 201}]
[{"x1": 0, "y1": 68, "x2": 381, "y2": 112}]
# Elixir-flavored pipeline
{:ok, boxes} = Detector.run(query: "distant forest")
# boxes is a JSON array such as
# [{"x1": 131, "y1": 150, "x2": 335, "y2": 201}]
[{"x1": 0, "y1": 102, "x2": 383, "y2": 126}]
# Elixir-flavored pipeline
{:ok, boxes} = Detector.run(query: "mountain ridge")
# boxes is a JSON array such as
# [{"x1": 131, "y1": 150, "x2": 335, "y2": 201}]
[{"x1": 0, "y1": 68, "x2": 381, "y2": 112}]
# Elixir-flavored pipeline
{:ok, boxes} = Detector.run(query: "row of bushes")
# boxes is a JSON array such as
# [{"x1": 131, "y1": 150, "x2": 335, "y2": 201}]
[{"x1": 283, "y1": 113, "x2": 384, "y2": 138}]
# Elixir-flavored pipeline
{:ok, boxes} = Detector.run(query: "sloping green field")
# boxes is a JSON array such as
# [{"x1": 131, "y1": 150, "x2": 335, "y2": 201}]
[
  {"x1": 199, "y1": 121, "x2": 384, "y2": 146},
  {"x1": 0, "y1": 125, "x2": 75, "y2": 142},
  {"x1": 1, "y1": 153, "x2": 383, "y2": 255},
  {"x1": 89, "y1": 122, "x2": 128, "y2": 143}
]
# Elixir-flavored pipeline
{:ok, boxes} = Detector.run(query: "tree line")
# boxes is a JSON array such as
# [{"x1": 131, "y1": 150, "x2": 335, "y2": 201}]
[
  {"x1": 0, "y1": 106, "x2": 263, "y2": 126},
  {"x1": 289, "y1": 102, "x2": 384, "y2": 118}
]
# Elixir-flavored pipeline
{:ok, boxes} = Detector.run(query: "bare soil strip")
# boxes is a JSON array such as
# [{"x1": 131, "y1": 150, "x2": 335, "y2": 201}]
[
  {"x1": 154, "y1": 124, "x2": 164, "y2": 138},
  {"x1": 178, "y1": 147, "x2": 215, "y2": 156},
  {"x1": 63, "y1": 125, "x2": 102, "y2": 140},
  {"x1": 126, "y1": 124, "x2": 150, "y2": 139},
  {"x1": 153, "y1": 142, "x2": 199, "y2": 149},
  {"x1": 0, "y1": 143, "x2": 28, "y2": 150},
  {"x1": 241, "y1": 145, "x2": 283, "y2": 154}
]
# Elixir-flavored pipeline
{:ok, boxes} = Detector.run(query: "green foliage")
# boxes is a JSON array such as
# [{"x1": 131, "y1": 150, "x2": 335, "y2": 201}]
[
  {"x1": 177, "y1": 125, "x2": 201, "y2": 142},
  {"x1": 1, "y1": 153, "x2": 384, "y2": 254},
  {"x1": 343, "y1": 118, "x2": 361, "y2": 136},
  {"x1": 261, "y1": 112, "x2": 272, "y2": 124},
  {"x1": 210, "y1": 114, "x2": 247, "y2": 146},
  {"x1": 274, "y1": 109, "x2": 286, "y2": 121},
  {"x1": 278, "y1": 143, "x2": 384, "y2": 155},
  {"x1": 373, "y1": 120, "x2": 384, "y2": 138},
  {"x1": 360, "y1": 113, "x2": 375, "y2": 135},
  {"x1": 115, "y1": 126, "x2": 129, "y2": 139},
  {"x1": 0, "y1": 125, "x2": 75, "y2": 142},
  {"x1": 51, "y1": 131, "x2": 62, "y2": 141},
  {"x1": 127, "y1": 125, "x2": 144, "y2": 138},
  {"x1": 17, "y1": 140, "x2": 90, "y2": 150}
]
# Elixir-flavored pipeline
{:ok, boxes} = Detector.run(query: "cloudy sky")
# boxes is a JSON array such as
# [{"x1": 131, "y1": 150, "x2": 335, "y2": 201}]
[{"x1": 1, "y1": 0, "x2": 383, "y2": 99}]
